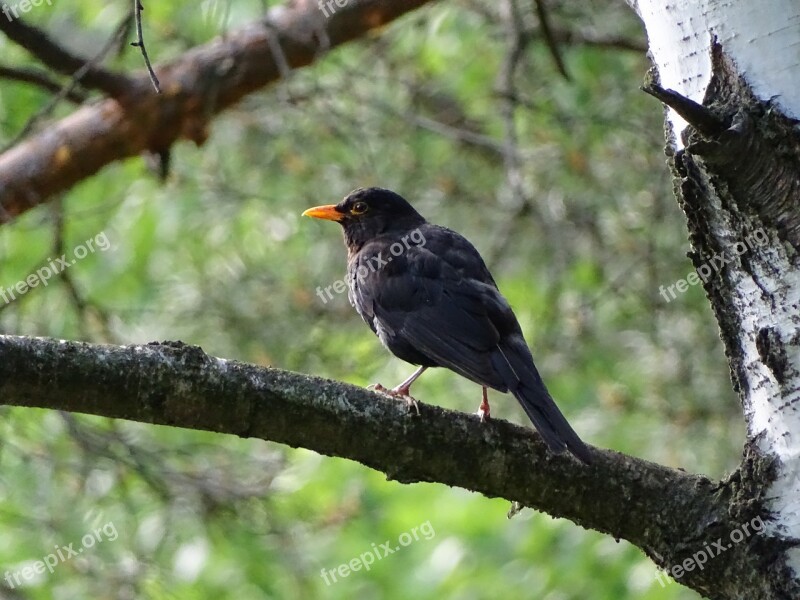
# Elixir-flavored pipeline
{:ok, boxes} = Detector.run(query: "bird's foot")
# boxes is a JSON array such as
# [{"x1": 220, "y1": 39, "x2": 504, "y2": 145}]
[
  {"x1": 368, "y1": 383, "x2": 421, "y2": 416},
  {"x1": 475, "y1": 387, "x2": 491, "y2": 422}
]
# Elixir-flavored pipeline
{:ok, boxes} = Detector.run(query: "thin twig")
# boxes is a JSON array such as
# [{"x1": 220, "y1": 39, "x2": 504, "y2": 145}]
[
  {"x1": 532, "y1": 0, "x2": 569, "y2": 80},
  {"x1": 131, "y1": 0, "x2": 161, "y2": 93},
  {"x1": 549, "y1": 29, "x2": 646, "y2": 53},
  {"x1": 262, "y1": 15, "x2": 295, "y2": 106},
  {"x1": 1, "y1": 19, "x2": 130, "y2": 152},
  {"x1": 0, "y1": 17, "x2": 130, "y2": 95},
  {"x1": 51, "y1": 199, "x2": 114, "y2": 342},
  {"x1": 0, "y1": 65, "x2": 88, "y2": 103},
  {"x1": 498, "y1": 0, "x2": 528, "y2": 200},
  {"x1": 487, "y1": 0, "x2": 534, "y2": 265}
]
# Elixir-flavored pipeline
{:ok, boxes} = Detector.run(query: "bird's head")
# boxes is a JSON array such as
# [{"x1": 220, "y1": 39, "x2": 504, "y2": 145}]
[{"x1": 302, "y1": 187, "x2": 426, "y2": 249}]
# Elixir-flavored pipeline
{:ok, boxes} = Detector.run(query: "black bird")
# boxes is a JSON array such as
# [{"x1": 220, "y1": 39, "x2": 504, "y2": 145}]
[{"x1": 303, "y1": 187, "x2": 591, "y2": 463}]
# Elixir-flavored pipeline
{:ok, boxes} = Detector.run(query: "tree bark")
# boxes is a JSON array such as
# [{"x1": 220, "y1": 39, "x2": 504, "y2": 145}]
[
  {"x1": 0, "y1": 0, "x2": 435, "y2": 223},
  {"x1": 0, "y1": 333, "x2": 787, "y2": 598},
  {"x1": 630, "y1": 0, "x2": 800, "y2": 597}
]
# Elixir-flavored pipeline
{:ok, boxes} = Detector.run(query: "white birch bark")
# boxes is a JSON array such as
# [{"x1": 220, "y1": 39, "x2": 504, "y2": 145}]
[
  {"x1": 628, "y1": 0, "x2": 800, "y2": 147},
  {"x1": 629, "y1": 0, "x2": 800, "y2": 589}
]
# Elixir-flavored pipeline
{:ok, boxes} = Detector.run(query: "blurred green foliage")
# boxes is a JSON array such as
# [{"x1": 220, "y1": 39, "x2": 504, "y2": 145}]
[{"x1": 0, "y1": 0, "x2": 743, "y2": 598}]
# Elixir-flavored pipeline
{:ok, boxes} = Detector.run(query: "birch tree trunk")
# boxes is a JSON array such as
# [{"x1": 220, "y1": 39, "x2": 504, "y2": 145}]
[{"x1": 629, "y1": 0, "x2": 800, "y2": 597}]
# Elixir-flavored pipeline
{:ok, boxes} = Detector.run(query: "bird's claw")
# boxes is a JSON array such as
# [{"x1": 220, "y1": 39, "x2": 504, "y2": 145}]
[
  {"x1": 403, "y1": 395, "x2": 421, "y2": 416},
  {"x1": 476, "y1": 407, "x2": 491, "y2": 423},
  {"x1": 368, "y1": 383, "x2": 421, "y2": 416}
]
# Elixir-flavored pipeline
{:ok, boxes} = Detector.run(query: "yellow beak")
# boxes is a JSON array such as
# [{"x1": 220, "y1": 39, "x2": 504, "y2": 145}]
[{"x1": 302, "y1": 204, "x2": 343, "y2": 222}]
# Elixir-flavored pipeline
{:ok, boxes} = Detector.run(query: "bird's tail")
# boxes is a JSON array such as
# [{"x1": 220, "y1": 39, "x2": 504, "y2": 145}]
[{"x1": 491, "y1": 344, "x2": 592, "y2": 464}]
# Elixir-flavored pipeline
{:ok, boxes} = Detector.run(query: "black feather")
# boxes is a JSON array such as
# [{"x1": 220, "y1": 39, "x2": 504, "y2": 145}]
[{"x1": 326, "y1": 187, "x2": 591, "y2": 463}]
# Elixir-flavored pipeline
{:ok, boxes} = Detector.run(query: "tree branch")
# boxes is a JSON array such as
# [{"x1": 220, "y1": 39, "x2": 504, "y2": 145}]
[
  {"x1": 641, "y1": 76, "x2": 728, "y2": 138},
  {"x1": 531, "y1": 0, "x2": 570, "y2": 80},
  {"x1": 1, "y1": 18, "x2": 131, "y2": 154},
  {"x1": 0, "y1": 64, "x2": 88, "y2": 103},
  {"x1": 0, "y1": 0, "x2": 436, "y2": 223},
  {"x1": 0, "y1": 15, "x2": 131, "y2": 96},
  {"x1": 0, "y1": 334, "x2": 780, "y2": 598},
  {"x1": 547, "y1": 28, "x2": 646, "y2": 53}
]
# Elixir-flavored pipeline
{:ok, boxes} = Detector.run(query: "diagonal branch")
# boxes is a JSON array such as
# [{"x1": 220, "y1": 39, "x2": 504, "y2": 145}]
[
  {"x1": 1, "y1": 18, "x2": 131, "y2": 154},
  {"x1": 531, "y1": 0, "x2": 570, "y2": 80},
  {"x1": 0, "y1": 64, "x2": 88, "y2": 102},
  {"x1": 0, "y1": 333, "x2": 779, "y2": 598},
  {"x1": 0, "y1": 0, "x2": 436, "y2": 223},
  {"x1": 0, "y1": 15, "x2": 131, "y2": 96}
]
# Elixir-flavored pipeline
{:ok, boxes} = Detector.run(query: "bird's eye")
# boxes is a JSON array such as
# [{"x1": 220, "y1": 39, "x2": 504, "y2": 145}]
[{"x1": 350, "y1": 202, "x2": 369, "y2": 215}]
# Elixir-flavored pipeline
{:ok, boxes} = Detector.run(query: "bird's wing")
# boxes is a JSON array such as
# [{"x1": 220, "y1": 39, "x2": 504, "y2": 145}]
[
  {"x1": 392, "y1": 283, "x2": 511, "y2": 389},
  {"x1": 350, "y1": 228, "x2": 513, "y2": 389},
  {"x1": 350, "y1": 226, "x2": 591, "y2": 461}
]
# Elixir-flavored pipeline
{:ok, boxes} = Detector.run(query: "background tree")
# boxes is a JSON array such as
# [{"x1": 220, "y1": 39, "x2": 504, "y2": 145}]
[{"x1": 3, "y1": 0, "x2": 794, "y2": 598}]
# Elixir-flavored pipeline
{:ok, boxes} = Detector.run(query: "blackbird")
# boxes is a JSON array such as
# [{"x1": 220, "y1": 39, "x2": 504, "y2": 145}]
[{"x1": 303, "y1": 187, "x2": 591, "y2": 463}]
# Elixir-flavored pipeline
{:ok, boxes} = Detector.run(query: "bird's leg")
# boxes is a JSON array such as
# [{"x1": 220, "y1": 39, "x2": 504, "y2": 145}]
[
  {"x1": 392, "y1": 365, "x2": 428, "y2": 397},
  {"x1": 476, "y1": 386, "x2": 491, "y2": 422},
  {"x1": 370, "y1": 365, "x2": 427, "y2": 396},
  {"x1": 369, "y1": 366, "x2": 427, "y2": 415}
]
